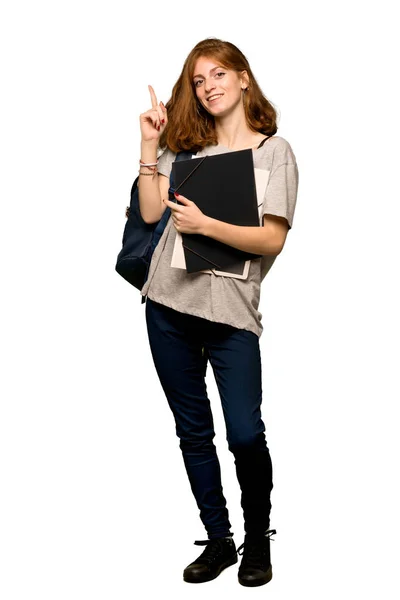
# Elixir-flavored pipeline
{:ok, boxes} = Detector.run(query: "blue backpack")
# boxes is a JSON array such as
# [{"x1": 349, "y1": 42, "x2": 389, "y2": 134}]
[{"x1": 115, "y1": 150, "x2": 194, "y2": 302}]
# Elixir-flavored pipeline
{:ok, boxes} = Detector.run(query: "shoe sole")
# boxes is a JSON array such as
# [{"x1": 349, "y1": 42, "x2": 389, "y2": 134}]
[
  {"x1": 238, "y1": 565, "x2": 273, "y2": 587},
  {"x1": 183, "y1": 553, "x2": 238, "y2": 583}
]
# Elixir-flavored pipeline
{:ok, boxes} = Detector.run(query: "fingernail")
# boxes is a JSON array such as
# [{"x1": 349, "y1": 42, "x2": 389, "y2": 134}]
[
  {"x1": 161, "y1": 119, "x2": 165, "y2": 124},
  {"x1": 174, "y1": 192, "x2": 179, "y2": 197},
  {"x1": 157, "y1": 125, "x2": 160, "y2": 131}
]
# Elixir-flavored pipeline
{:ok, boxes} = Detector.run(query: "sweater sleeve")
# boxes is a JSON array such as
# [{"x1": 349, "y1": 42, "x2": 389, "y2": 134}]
[
  {"x1": 261, "y1": 161, "x2": 299, "y2": 229},
  {"x1": 157, "y1": 147, "x2": 177, "y2": 179}
]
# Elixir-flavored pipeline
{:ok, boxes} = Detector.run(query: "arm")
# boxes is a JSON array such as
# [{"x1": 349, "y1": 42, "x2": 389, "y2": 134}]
[
  {"x1": 164, "y1": 193, "x2": 289, "y2": 256},
  {"x1": 137, "y1": 140, "x2": 167, "y2": 224},
  {"x1": 137, "y1": 86, "x2": 169, "y2": 224},
  {"x1": 202, "y1": 213, "x2": 289, "y2": 256}
]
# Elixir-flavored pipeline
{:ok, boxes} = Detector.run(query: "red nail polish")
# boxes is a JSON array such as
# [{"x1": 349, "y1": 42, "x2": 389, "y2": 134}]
[
  {"x1": 161, "y1": 119, "x2": 165, "y2": 124},
  {"x1": 174, "y1": 192, "x2": 179, "y2": 197}
]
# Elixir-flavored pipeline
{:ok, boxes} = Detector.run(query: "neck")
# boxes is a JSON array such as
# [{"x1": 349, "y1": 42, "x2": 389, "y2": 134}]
[{"x1": 214, "y1": 105, "x2": 254, "y2": 150}]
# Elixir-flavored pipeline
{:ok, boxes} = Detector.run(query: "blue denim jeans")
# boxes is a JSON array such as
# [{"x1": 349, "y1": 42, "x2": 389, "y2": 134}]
[{"x1": 145, "y1": 298, "x2": 273, "y2": 540}]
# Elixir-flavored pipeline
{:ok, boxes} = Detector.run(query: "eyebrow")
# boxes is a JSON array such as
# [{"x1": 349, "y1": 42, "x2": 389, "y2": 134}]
[{"x1": 193, "y1": 66, "x2": 225, "y2": 79}]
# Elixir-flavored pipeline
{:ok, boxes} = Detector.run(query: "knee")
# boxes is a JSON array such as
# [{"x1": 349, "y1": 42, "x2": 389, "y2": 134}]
[
  {"x1": 228, "y1": 431, "x2": 267, "y2": 454},
  {"x1": 179, "y1": 435, "x2": 216, "y2": 454}
]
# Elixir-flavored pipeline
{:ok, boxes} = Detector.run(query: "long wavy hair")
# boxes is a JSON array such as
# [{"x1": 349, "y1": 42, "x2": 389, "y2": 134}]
[{"x1": 159, "y1": 38, "x2": 278, "y2": 153}]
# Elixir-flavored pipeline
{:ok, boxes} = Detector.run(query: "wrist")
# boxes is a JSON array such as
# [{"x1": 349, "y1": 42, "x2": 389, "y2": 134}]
[
  {"x1": 201, "y1": 215, "x2": 214, "y2": 237},
  {"x1": 140, "y1": 139, "x2": 159, "y2": 162}
]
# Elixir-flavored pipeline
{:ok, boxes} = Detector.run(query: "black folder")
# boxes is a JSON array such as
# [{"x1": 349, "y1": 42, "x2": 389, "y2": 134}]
[{"x1": 172, "y1": 148, "x2": 262, "y2": 274}]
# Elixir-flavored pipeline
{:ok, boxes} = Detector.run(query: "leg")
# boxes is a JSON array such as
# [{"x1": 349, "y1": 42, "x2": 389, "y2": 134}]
[
  {"x1": 145, "y1": 299, "x2": 233, "y2": 539},
  {"x1": 203, "y1": 323, "x2": 273, "y2": 537}
]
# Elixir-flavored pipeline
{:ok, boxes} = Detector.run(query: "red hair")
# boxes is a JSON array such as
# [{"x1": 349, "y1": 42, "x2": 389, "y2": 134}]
[{"x1": 159, "y1": 38, "x2": 278, "y2": 153}]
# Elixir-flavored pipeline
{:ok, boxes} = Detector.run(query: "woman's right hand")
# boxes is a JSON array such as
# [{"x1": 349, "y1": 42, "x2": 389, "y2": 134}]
[{"x1": 139, "y1": 85, "x2": 167, "y2": 143}]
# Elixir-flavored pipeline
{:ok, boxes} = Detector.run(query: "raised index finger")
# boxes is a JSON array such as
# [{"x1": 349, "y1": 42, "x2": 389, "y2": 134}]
[{"x1": 148, "y1": 85, "x2": 158, "y2": 108}]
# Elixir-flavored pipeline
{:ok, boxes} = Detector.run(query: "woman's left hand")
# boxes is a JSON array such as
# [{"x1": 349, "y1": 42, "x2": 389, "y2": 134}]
[{"x1": 163, "y1": 193, "x2": 209, "y2": 235}]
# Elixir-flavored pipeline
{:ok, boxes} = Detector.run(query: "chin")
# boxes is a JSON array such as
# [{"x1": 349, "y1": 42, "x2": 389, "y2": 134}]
[{"x1": 203, "y1": 104, "x2": 227, "y2": 116}]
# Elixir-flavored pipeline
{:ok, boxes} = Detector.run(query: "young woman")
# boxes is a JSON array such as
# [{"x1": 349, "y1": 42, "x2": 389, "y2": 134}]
[{"x1": 137, "y1": 38, "x2": 299, "y2": 587}]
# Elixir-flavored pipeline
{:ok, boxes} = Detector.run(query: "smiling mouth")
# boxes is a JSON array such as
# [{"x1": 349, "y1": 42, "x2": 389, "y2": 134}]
[{"x1": 207, "y1": 94, "x2": 224, "y2": 103}]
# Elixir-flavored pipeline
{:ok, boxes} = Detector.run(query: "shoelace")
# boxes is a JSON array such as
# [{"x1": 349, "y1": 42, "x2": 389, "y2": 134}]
[
  {"x1": 192, "y1": 537, "x2": 233, "y2": 565},
  {"x1": 236, "y1": 529, "x2": 277, "y2": 564}
]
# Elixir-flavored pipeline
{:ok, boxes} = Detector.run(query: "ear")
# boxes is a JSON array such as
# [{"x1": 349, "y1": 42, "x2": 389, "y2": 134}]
[{"x1": 240, "y1": 70, "x2": 249, "y2": 90}]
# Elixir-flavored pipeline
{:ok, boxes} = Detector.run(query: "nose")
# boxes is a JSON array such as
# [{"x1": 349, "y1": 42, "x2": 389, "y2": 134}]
[{"x1": 204, "y1": 77, "x2": 216, "y2": 94}]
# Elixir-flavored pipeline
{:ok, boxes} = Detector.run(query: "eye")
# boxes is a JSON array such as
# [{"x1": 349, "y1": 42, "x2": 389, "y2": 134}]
[
  {"x1": 215, "y1": 72, "x2": 225, "y2": 78},
  {"x1": 194, "y1": 79, "x2": 203, "y2": 87}
]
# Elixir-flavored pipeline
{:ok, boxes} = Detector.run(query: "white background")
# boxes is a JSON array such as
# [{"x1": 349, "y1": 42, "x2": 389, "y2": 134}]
[{"x1": 1, "y1": 1, "x2": 399, "y2": 598}]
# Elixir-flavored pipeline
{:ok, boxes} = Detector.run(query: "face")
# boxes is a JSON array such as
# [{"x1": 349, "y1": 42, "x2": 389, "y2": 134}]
[{"x1": 192, "y1": 56, "x2": 248, "y2": 117}]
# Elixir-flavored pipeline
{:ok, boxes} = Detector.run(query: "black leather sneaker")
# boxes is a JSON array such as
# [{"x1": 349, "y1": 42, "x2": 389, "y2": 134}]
[
  {"x1": 237, "y1": 529, "x2": 277, "y2": 587},
  {"x1": 183, "y1": 536, "x2": 238, "y2": 583}
]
